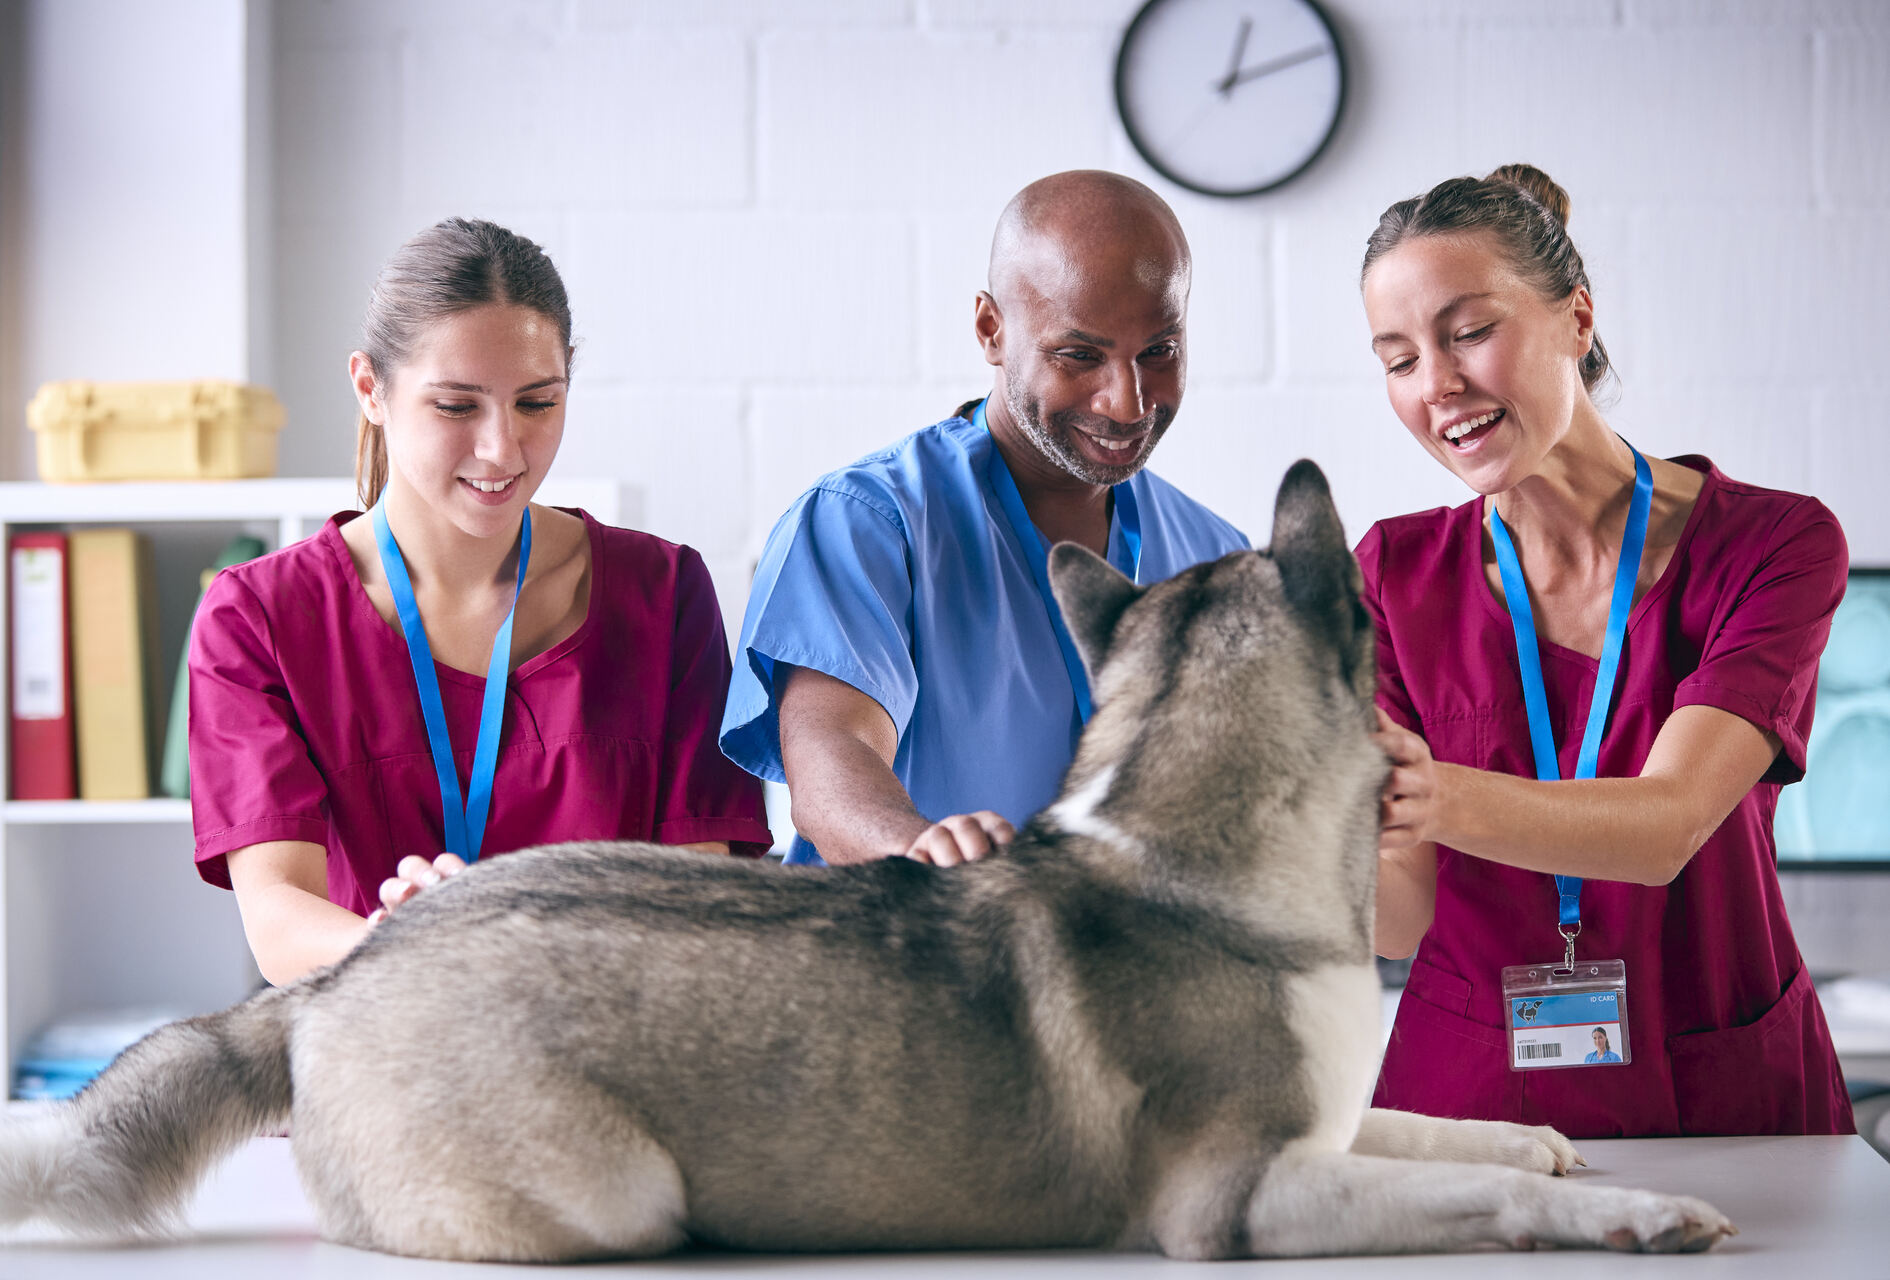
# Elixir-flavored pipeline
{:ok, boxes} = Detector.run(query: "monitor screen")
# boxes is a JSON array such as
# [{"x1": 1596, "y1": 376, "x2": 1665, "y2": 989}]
[{"x1": 1777, "y1": 568, "x2": 1890, "y2": 870}]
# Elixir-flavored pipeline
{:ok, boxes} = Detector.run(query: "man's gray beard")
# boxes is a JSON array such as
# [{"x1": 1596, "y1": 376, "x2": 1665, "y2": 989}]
[{"x1": 1005, "y1": 384, "x2": 1155, "y2": 487}]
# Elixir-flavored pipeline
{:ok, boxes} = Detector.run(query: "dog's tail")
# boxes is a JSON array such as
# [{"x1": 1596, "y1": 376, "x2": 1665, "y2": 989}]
[{"x1": 0, "y1": 982, "x2": 298, "y2": 1236}]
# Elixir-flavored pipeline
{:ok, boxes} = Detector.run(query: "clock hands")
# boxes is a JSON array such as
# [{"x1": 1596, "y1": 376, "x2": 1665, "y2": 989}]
[
  {"x1": 1216, "y1": 17, "x2": 1252, "y2": 98},
  {"x1": 1163, "y1": 29, "x2": 1333, "y2": 157},
  {"x1": 1213, "y1": 39, "x2": 1333, "y2": 94}
]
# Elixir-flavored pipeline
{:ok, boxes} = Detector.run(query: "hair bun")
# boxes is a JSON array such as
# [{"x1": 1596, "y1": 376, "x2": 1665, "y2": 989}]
[{"x1": 1488, "y1": 163, "x2": 1571, "y2": 226}]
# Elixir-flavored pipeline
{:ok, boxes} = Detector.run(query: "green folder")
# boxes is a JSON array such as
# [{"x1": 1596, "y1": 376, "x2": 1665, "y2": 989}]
[{"x1": 158, "y1": 535, "x2": 267, "y2": 798}]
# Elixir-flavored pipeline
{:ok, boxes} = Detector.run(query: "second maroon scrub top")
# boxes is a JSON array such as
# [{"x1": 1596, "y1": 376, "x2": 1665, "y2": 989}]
[
  {"x1": 189, "y1": 509, "x2": 773, "y2": 916},
  {"x1": 1359, "y1": 458, "x2": 1854, "y2": 1138}
]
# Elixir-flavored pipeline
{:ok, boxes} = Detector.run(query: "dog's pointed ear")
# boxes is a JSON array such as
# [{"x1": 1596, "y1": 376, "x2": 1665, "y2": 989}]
[
  {"x1": 1048, "y1": 542, "x2": 1145, "y2": 680},
  {"x1": 1270, "y1": 459, "x2": 1366, "y2": 656}
]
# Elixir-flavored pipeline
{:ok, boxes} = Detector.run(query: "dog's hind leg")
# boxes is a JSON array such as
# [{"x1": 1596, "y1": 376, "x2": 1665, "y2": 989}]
[
  {"x1": 1241, "y1": 1151, "x2": 1734, "y2": 1256},
  {"x1": 1351, "y1": 1108, "x2": 1583, "y2": 1175},
  {"x1": 296, "y1": 1094, "x2": 688, "y2": 1262},
  {"x1": 1133, "y1": 1142, "x2": 1263, "y2": 1261}
]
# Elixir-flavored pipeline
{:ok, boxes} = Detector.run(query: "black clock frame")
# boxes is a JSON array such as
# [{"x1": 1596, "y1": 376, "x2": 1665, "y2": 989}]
[{"x1": 1113, "y1": 0, "x2": 1349, "y2": 199}]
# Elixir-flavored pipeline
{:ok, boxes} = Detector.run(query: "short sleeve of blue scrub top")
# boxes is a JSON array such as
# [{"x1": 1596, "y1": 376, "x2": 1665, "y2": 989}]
[{"x1": 720, "y1": 481, "x2": 918, "y2": 787}]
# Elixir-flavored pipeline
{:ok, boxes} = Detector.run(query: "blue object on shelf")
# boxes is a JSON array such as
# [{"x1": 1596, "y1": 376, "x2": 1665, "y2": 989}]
[
  {"x1": 12, "y1": 1058, "x2": 116, "y2": 1101},
  {"x1": 11, "y1": 1009, "x2": 184, "y2": 1102}
]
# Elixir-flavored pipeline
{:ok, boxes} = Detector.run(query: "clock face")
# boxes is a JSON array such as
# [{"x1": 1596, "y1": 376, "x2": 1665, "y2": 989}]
[{"x1": 1115, "y1": 0, "x2": 1346, "y2": 198}]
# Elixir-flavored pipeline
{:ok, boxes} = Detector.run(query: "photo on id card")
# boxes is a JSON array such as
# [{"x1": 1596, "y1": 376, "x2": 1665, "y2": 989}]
[{"x1": 1501, "y1": 960, "x2": 1630, "y2": 1071}]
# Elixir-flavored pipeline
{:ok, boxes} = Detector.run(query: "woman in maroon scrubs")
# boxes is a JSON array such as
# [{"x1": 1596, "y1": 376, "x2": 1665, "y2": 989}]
[
  {"x1": 1357, "y1": 164, "x2": 1853, "y2": 1137},
  {"x1": 189, "y1": 220, "x2": 771, "y2": 987}
]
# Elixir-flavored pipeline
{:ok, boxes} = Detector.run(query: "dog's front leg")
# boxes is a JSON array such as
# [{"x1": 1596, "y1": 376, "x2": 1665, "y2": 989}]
[
  {"x1": 1350, "y1": 1107, "x2": 1582, "y2": 1175},
  {"x1": 1242, "y1": 1151, "x2": 1733, "y2": 1257}
]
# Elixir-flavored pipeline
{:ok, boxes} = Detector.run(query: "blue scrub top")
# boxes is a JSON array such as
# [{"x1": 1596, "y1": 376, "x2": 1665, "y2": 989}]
[{"x1": 720, "y1": 408, "x2": 1249, "y2": 864}]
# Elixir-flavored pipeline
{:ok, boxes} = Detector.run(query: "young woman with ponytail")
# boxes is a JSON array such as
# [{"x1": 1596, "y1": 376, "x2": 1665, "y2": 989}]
[
  {"x1": 1358, "y1": 165, "x2": 1852, "y2": 1137},
  {"x1": 187, "y1": 219, "x2": 770, "y2": 985}
]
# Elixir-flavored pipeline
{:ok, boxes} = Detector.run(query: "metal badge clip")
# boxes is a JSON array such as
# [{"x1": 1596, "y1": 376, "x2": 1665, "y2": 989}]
[{"x1": 1556, "y1": 922, "x2": 1581, "y2": 976}]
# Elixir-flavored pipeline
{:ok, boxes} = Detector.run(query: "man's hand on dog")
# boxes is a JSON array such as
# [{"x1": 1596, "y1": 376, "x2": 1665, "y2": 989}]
[
  {"x1": 1374, "y1": 709, "x2": 1440, "y2": 850},
  {"x1": 367, "y1": 853, "x2": 466, "y2": 924},
  {"x1": 905, "y1": 811, "x2": 1015, "y2": 866}
]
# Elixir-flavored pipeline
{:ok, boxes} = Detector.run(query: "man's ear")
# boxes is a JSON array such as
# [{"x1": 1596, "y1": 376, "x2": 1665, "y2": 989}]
[
  {"x1": 973, "y1": 291, "x2": 1003, "y2": 367},
  {"x1": 1048, "y1": 542, "x2": 1144, "y2": 684}
]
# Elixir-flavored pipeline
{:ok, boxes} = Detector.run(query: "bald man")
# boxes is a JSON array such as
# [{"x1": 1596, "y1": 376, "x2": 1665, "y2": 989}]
[{"x1": 720, "y1": 171, "x2": 1247, "y2": 866}]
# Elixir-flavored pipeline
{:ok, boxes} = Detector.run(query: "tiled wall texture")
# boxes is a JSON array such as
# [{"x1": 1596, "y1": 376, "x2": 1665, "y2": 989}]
[{"x1": 264, "y1": 0, "x2": 1890, "y2": 637}]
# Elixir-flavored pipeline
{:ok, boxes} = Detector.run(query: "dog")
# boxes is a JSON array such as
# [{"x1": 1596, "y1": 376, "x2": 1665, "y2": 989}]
[{"x1": 0, "y1": 461, "x2": 1733, "y2": 1261}]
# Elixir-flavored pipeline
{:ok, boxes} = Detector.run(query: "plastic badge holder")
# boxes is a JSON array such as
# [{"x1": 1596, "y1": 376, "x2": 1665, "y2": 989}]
[{"x1": 1502, "y1": 959, "x2": 1631, "y2": 1071}]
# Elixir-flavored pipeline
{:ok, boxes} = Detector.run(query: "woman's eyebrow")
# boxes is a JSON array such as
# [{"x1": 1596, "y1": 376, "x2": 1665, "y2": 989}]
[
  {"x1": 422, "y1": 376, "x2": 568, "y2": 394},
  {"x1": 1435, "y1": 291, "x2": 1495, "y2": 318}
]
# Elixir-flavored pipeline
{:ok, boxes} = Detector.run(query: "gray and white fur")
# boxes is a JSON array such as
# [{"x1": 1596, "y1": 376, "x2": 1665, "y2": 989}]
[{"x1": 0, "y1": 461, "x2": 1734, "y2": 1261}]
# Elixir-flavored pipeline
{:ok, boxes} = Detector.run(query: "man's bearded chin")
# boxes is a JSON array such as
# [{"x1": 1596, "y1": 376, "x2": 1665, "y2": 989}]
[{"x1": 1007, "y1": 385, "x2": 1171, "y2": 486}]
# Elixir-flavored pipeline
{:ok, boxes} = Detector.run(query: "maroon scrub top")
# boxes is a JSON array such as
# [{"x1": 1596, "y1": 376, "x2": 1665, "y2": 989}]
[
  {"x1": 1360, "y1": 458, "x2": 1854, "y2": 1137},
  {"x1": 189, "y1": 509, "x2": 773, "y2": 916}
]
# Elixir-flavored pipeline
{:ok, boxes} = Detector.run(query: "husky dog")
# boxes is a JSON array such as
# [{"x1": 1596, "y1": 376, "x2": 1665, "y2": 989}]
[{"x1": 0, "y1": 462, "x2": 1733, "y2": 1261}]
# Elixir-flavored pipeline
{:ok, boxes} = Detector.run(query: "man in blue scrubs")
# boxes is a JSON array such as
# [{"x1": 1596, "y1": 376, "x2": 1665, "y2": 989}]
[{"x1": 720, "y1": 170, "x2": 1247, "y2": 866}]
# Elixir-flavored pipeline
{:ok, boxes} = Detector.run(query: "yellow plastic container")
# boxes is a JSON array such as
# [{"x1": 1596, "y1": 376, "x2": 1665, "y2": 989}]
[{"x1": 26, "y1": 380, "x2": 286, "y2": 482}]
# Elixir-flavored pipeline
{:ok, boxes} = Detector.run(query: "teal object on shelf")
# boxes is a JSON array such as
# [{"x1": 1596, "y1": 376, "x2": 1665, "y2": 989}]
[{"x1": 158, "y1": 535, "x2": 267, "y2": 798}]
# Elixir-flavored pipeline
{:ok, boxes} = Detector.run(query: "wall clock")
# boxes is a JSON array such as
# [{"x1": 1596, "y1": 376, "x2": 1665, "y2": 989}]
[{"x1": 1115, "y1": 0, "x2": 1347, "y2": 198}]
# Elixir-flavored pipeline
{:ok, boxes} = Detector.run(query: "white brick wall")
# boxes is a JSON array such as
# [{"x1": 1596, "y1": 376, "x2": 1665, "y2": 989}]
[{"x1": 263, "y1": 0, "x2": 1890, "y2": 643}]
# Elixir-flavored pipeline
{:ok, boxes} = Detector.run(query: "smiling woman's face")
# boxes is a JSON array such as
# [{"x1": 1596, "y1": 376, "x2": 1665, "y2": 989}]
[
  {"x1": 1362, "y1": 230, "x2": 1595, "y2": 497},
  {"x1": 362, "y1": 303, "x2": 569, "y2": 539}
]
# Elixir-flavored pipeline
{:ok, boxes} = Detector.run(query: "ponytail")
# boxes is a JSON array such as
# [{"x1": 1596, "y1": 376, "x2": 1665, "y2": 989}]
[{"x1": 354, "y1": 409, "x2": 388, "y2": 509}]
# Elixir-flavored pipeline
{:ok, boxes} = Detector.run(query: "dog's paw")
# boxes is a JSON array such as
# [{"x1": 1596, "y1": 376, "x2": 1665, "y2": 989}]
[
  {"x1": 1597, "y1": 1192, "x2": 1737, "y2": 1253},
  {"x1": 1532, "y1": 1186, "x2": 1736, "y2": 1254},
  {"x1": 1473, "y1": 1121, "x2": 1585, "y2": 1176},
  {"x1": 1518, "y1": 1123, "x2": 1583, "y2": 1176}
]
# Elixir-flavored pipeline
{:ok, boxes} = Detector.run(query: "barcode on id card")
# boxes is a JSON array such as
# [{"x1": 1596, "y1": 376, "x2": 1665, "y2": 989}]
[{"x1": 1517, "y1": 1043, "x2": 1562, "y2": 1060}]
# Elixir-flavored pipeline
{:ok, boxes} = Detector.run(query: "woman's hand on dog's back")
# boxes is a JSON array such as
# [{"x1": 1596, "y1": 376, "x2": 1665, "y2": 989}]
[{"x1": 368, "y1": 853, "x2": 466, "y2": 924}]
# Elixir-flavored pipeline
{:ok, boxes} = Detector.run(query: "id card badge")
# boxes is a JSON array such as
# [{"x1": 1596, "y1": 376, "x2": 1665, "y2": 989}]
[{"x1": 1501, "y1": 959, "x2": 1631, "y2": 1071}]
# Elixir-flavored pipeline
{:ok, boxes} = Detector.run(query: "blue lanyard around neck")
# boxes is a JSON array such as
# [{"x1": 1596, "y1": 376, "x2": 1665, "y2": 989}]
[
  {"x1": 371, "y1": 499, "x2": 532, "y2": 862},
  {"x1": 1487, "y1": 444, "x2": 1652, "y2": 934},
  {"x1": 975, "y1": 399, "x2": 1142, "y2": 724}
]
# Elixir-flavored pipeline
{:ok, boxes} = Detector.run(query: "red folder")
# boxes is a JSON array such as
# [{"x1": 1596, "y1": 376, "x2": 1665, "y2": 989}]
[{"x1": 8, "y1": 531, "x2": 77, "y2": 800}]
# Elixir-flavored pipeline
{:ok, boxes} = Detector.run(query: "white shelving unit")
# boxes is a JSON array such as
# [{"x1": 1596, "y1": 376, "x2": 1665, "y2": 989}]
[
  {"x1": 3, "y1": 799, "x2": 195, "y2": 824},
  {"x1": 0, "y1": 476, "x2": 630, "y2": 1095}
]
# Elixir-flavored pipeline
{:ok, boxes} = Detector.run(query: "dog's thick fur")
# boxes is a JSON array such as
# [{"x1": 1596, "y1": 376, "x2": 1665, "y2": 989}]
[{"x1": 0, "y1": 462, "x2": 1733, "y2": 1260}]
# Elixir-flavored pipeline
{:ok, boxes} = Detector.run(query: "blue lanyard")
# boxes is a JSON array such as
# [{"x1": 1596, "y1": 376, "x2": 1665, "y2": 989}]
[
  {"x1": 371, "y1": 500, "x2": 532, "y2": 862},
  {"x1": 1488, "y1": 444, "x2": 1652, "y2": 938},
  {"x1": 975, "y1": 399, "x2": 1142, "y2": 724}
]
